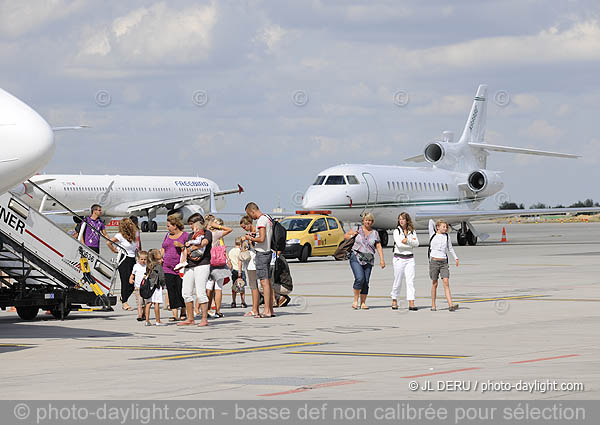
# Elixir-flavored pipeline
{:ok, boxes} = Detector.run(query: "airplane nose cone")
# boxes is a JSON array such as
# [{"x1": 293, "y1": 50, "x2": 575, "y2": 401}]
[{"x1": 0, "y1": 89, "x2": 55, "y2": 193}]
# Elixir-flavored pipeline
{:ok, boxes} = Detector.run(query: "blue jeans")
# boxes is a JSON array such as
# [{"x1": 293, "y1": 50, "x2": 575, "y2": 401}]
[{"x1": 349, "y1": 252, "x2": 373, "y2": 295}]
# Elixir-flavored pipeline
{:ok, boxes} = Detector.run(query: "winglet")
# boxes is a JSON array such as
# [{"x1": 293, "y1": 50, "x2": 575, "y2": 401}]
[{"x1": 238, "y1": 184, "x2": 244, "y2": 194}]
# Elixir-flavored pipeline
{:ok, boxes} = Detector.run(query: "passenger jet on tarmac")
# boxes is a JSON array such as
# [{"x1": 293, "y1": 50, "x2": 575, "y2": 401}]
[{"x1": 301, "y1": 84, "x2": 600, "y2": 246}]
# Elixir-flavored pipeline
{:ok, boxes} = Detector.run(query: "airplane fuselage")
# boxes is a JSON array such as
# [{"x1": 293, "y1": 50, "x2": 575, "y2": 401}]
[
  {"x1": 26, "y1": 175, "x2": 226, "y2": 217},
  {"x1": 302, "y1": 164, "x2": 490, "y2": 229}
]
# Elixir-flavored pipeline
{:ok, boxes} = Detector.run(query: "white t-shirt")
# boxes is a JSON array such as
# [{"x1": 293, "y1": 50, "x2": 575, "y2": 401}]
[
  {"x1": 115, "y1": 233, "x2": 137, "y2": 257},
  {"x1": 132, "y1": 263, "x2": 146, "y2": 288},
  {"x1": 255, "y1": 215, "x2": 272, "y2": 252}
]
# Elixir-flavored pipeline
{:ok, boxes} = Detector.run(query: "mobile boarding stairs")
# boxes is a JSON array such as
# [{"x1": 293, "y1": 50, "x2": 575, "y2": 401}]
[{"x1": 0, "y1": 185, "x2": 120, "y2": 321}]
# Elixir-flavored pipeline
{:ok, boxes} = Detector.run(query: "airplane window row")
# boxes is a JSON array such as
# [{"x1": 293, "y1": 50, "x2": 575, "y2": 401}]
[
  {"x1": 387, "y1": 181, "x2": 449, "y2": 192},
  {"x1": 312, "y1": 175, "x2": 360, "y2": 185},
  {"x1": 63, "y1": 186, "x2": 199, "y2": 192}
]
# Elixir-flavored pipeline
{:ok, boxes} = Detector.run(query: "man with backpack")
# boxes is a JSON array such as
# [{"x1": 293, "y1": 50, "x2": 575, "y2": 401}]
[{"x1": 243, "y1": 202, "x2": 277, "y2": 318}]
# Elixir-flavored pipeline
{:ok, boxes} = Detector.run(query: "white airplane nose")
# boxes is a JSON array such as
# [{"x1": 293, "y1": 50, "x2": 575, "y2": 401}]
[{"x1": 0, "y1": 89, "x2": 55, "y2": 194}]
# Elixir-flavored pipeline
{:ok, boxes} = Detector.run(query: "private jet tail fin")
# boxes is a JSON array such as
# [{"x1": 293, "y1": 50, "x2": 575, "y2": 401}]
[{"x1": 458, "y1": 84, "x2": 487, "y2": 144}]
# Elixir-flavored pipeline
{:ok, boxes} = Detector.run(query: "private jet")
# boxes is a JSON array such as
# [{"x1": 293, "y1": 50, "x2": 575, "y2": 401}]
[{"x1": 301, "y1": 84, "x2": 600, "y2": 246}]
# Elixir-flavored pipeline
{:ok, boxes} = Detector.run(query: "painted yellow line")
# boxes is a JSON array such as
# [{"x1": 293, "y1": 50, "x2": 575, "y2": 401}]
[
  {"x1": 290, "y1": 351, "x2": 468, "y2": 359},
  {"x1": 0, "y1": 344, "x2": 35, "y2": 347},
  {"x1": 88, "y1": 346, "x2": 240, "y2": 352},
  {"x1": 458, "y1": 295, "x2": 546, "y2": 303},
  {"x1": 151, "y1": 342, "x2": 324, "y2": 361}
]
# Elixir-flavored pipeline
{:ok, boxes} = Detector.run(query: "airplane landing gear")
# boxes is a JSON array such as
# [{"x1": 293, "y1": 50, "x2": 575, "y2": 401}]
[
  {"x1": 457, "y1": 222, "x2": 478, "y2": 246},
  {"x1": 149, "y1": 220, "x2": 157, "y2": 232},
  {"x1": 378, "y1": 230, "x2": 389, "y2": 248},
  {"x1": 141, "y1": 221, "x2": 149, "y2": 233},
  {"x1": 141, "y1": 208, "x2": 158, "y2": 232},
  {"x1": 466, "y1": 230, "x2": 478, "y2": 246}
]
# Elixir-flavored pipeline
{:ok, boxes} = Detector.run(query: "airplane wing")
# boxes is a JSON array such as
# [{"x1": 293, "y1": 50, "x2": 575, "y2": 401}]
[
  {"x1": 126, "y1": 185, "x2": 244, "y2": 214},
  {"x1": 415, "y1": 207, "x2": 600, "y2": 224},
  {"x1": 404, "y1": 154, "x2": 426, "y2": 163},
  {"x1": 41, "y1": 209, "x2": 89, "y2": 216}
]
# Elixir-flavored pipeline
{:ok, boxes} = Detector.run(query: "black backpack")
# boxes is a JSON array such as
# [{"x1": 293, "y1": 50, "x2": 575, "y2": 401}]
[
  {"x1": 267, "y1": 215, "x2": 287, "y2": 252},
  {"x1": 139, "y1": 275, "x2": 154, "y2": 299},
  {"x1": 428, "y1": 233, "x2": 449, "y2": 259}
]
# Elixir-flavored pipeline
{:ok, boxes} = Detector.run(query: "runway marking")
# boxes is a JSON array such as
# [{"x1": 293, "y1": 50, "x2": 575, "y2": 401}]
[
  {"x1": 0, "y1": 343, "x2": 36, "y2": 347},
  {"x1": 456, "y1": 295, "x2": 547, "y2": 303},
  {"x1": 87, "y1": 342, "x2": 324, "y2": 361},
  {"x1": 294, "y1": 294, "x2": 548, "y2": 303},
  {"x1": 510, "y1": 354, "x2": 580, "y2": 364},
  {"x1": 258, "y1": 380, "x2": 360, "y2": 397},
  {"x1": 509, "y1": 264, "x2": 571, "y2": 267},
  {"x1": 289, "y1": 350, "x2": 469, "y2": 359},
  {"x1": 401, "y1": 368, "x2": 482, "y2": 379}
]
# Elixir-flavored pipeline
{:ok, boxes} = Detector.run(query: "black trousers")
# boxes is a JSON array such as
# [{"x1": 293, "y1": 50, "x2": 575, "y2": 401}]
[
  {"x1": 119, "y1": 256, "x2": 136, "y2": 303},
  {"x1": 165, "y1": 272, "x2": 185, "y2": 309}
]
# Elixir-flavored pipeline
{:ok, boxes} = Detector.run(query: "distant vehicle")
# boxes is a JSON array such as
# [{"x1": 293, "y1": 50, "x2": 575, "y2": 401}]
[
  {"x1": 301, "y1": 84, "x2": 600, "y2": 246},
  {"x1": 280, "y1": 211, "x2": 345, "y2": 262}
]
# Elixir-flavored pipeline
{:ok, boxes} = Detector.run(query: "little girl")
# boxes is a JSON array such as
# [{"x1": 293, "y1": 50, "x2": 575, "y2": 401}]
[
  {"x1": 144, "y1": 249, "x2": 167, "y2": 326},
  {"x1": 129, "y1": 250, "x2": 148, "y2": 321},
  {"x1": 173, "y1": 229, "x2": 206, "y2": 273}
]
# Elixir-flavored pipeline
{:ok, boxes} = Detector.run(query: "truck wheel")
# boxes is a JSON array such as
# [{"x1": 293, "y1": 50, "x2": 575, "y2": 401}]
[
  {"x1": 299, "y1": 245, "x2": 311, "y2": 263},
  {"x1": 50, "y1": 305, "x2": 71, "y2": 320},
  {"x1": 16, "y1": 306, "x2": 39, "y2": 321}
]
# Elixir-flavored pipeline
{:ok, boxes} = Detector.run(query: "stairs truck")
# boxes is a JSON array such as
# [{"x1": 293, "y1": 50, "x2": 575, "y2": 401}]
[{"x1": 0, "y1": 190, "x2": 120, "y2": 320}]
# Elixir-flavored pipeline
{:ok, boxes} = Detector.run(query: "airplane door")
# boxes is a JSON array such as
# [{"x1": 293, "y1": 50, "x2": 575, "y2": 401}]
[{"x1": 362, "y1": 172, "x2": 378, "y2": 214}]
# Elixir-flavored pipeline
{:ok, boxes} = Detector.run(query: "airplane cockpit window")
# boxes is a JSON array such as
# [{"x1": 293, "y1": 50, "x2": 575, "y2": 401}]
[
  {"x1": 325, "y1": 175, "x2": 346, "y2": 185},
  {"x1": 312, "y1": 175, "x2": 326, "y2": 185},
  {"x1": 346, "y1": 175, "x2": 360, "y2": 185}
]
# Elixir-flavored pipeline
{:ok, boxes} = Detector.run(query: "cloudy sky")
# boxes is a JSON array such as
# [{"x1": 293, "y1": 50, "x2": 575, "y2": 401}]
[{"x1": 3, "y1": 0, "x2": 599, "y2": 213}]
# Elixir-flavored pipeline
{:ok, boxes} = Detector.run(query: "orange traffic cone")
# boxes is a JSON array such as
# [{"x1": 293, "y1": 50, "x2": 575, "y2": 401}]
[{"x1": 501, "y1": 227, "x2": 507, "y2": 243}]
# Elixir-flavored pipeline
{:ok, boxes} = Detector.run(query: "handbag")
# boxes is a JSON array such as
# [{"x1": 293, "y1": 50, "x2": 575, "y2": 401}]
[
  {"x1": 210, "y1": 239, "x2": 227, "y2": 267},
  {"x1": 334, "y1": 226, "x2": 359, "y2": 261}
]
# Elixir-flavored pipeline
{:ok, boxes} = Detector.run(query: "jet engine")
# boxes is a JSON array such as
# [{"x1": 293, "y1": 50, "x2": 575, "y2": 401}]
[
  {"x1": 168, "y1": 205, "x2": 206, "y2": 223},
  {"x1": 466, "y1": 170, "x2": 503, "y2": 197},
  {"x1": 424, "y1": 142, "x2": 445, "y2": 163}
]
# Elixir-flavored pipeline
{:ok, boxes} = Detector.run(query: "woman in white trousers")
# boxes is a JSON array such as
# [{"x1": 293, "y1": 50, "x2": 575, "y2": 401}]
[{"x1": 391, "y1": 212, "x2": 419, "y2": 311}]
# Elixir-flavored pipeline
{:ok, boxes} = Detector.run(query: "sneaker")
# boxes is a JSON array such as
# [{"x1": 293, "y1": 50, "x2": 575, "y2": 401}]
[
  {"x1": 241, "y1": 302, "x2": 248, "y2": 308},
  {"x1": 278, "y1": 295, "x2": 291, "y2": 307},
  {"x1": 155, "y1": 322, "x2": 167, "y2": 326},
  {"x1": 173, "y1": 262, "x2": 187, "y2": 271},
  {"x1": 230, "y1": 301, "x2": 236, "y2": 309},
  {"x1": 214, "y1": 312, "x2": 224, "y2": 318},
  {"x1": 207, "y1": 311, "x2": 216, "y2": 318},
  {"x1": 144, "y1": 322, "x2": 153, "y2": 326},
  {"x1": 136, "y1": 317, "x2": 144, "y2": 322}
]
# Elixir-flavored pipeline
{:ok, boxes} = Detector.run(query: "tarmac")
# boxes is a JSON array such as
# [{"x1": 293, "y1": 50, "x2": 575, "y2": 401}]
[{"x1": 1, "y1": 222, "x2": 599, "y2": 400}]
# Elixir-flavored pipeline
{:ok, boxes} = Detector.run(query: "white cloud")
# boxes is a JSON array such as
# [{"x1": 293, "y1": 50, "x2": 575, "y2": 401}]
[
  {"x1": 513, "y1": 94, "x2": 540, "y2": 111},
  {"x1": 388, "y1": 20, "x2": 600, "y2": 73},
  {"x1": 413, "y1": 95, "x2": 472, "y2": 116},
  {"x1": 76, "y1": 2, "x2": 217, "y2": 67},
  {"x1": 520, "y1": 119, "x2": 564, "y2": 144},
  {"x1": 556, "y1": 104, "x2": 570, "y2": 116},
  {"x1": 255, "y1": 24, "x2": 288, "y2": 53},
  {"x1": 0, "y1": 0, "x2": 85, "y2": 37}
]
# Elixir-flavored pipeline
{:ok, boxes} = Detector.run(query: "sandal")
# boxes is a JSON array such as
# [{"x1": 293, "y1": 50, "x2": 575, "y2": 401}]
[
  {"x1": 431, "y1": 307, "x2": 437, "y2": 311},
  {"x1": 244, "y1": 311, "x2": 257, "y2": 317},
  {"x1": 352, "y1": 303, "x2": 359, "y2": 310},
  {"x1": 176, "y1": 320, "x2": 195, "y2": 326},
  {"x1": 391, "y1": 304, "x2": 398, "y2": 310},
  {"x1": 169, "y1": 317, "x2": 178, "y2": 322},
  {"x1": 360, "y1": 305, "x2": 369, "y2": 310}
]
